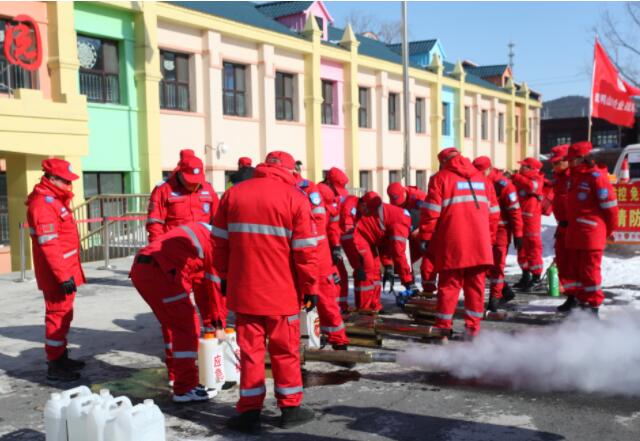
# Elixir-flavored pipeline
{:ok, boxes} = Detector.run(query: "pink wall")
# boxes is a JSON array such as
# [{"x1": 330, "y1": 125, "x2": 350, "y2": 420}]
[
  {"x1": 321, "y1": 59, "x2": 344, "y2": 170},
  {"x1": 276, "y1": 1, "x2": 333, "y2": 40},
  {"x1": 0, "y1": 2, "x2": 51, "y2": 99}
]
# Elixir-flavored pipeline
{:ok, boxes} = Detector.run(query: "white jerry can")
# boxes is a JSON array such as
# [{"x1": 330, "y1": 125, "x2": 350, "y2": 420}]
[
  {"x1": 222, "y1": 328, "x2": 241, "y2": 384},
  {"x1": 300, "y1": 309, "x2": 321, "y2": 348},
  {"x1": 110, "y1": 399, "x2": 165, "y2": 441},
  {"x1": 44, "y1": 386, "x2": 92, "y2": 441},
  {"x1": 87, "y1": 396, "x2": 132, "y2": 441},
  {"x1": 66, "y1": 389, "x2": 112, "y2": 441},
  {"x1": 197, "y1": 333, "x2": 225, "y2": 392}
]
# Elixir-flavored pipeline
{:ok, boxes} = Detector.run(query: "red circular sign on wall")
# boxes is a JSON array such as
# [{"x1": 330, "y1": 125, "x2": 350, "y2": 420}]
[{"x1": 3, "y1": 14, "x2": 42, "y2": 71}]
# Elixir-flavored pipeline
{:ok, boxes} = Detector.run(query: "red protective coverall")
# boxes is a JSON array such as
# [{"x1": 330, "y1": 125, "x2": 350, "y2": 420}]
[
  {"x1": 212, "y1": 163, "x2": 318, "y2": 413},
  {"x1": 130, "y1": 222, "x2": 223, "y2": 394},
  {"x1": 512, "y1": 170, "x2": 545, "y2": 276},
  {"x1": 487, "y1": 170, "x2": 523, "y2": 299},
  {"x1": 552, "y1": 168, "x2": 574, "y2": 293},
  {"x1": 353, "y1": 198, "x2": 413, "y2": 311},
  {"x1": 339, "y1": 195, "x2": 362, "y2": 308},
  {"x1": 566, "y1": 164, "x2": 618, "y2": 307},
  {"x1": 26, "y1": 178, "x2": 86, "y2": 361},
  {"x1": 297, "y1": 180, "x2": 348, "y2": 345},
  {"x1": 420, "y1": 155, "x2": 499, "y2": 336},
  {"x1": 146, "y1": 173, "x2": 221, "y2": 331}
]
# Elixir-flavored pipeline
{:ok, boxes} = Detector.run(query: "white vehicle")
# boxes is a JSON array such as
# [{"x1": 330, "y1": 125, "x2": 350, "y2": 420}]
[{"x1": 613, "y1": 143, "x2": 640, "y2": 183}]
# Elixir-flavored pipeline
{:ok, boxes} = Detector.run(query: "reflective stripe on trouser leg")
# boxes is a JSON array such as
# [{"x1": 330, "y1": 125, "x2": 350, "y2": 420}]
[
  {"x1": 555, "y1": 227, "x2": 576, "y2": 295},
  {"x1": 525, "y1": 235, "x2": 543, "y2": 276},
  {"x1": 421, "y1": 255, "x2": 437, "y2": 291},
  {"x1": 236, "y1": 313, "x2": 268, "y2": 413},
  {"x1": 434, "y1": 269, "x2": 464, "y2": 331},
  {"x1": 575, "y1": 249, "x2": 604, "y2": 308},
  {"x1": 43, "y1": 290, "x2": 75, "y2": 361},
  {"x1": 266, "y1": 314, "x2": 303, "y2": 409},
  {"x1": 462, "y1": 267, "x2": 487, "y2": 336},
  {"x1": 336, "y1": 259, "x2": 349, "y2": 309},
  {"x1": 317, "y1": 275, "x2": 349, "y2": 345},
  {"x1": 489, "y1": 245, "x2": 507, "y2": 299},
  {"x1": 517, "y1": 244, "x2": 528, "y2": 270}
]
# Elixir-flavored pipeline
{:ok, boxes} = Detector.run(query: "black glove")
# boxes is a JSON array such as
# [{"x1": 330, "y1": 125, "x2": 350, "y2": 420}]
[
  {"x1": 513, "y1": 237, "x2": 523, "y2": 251},
  {"x1": 331, "y1": 246, "x2": 343, "y2": 265},
  {"x1": 220, "y1": 279, "x2": 227, "y2": 296},
  {"x1": 420, "y1": 241, "x2": 430, "y2": 254},
  {"x1": 355, "y1": 267, "x2": 367, "y2": 282},
  {"x1": 382, "y1": 265, "x2": 394, "y2": 288},
  {"x1": 303, "y1": 294, "x2": 319, "y2": 312},
  {"x1": 61, "y1": 277, "x2": 76, "y2": 295}
]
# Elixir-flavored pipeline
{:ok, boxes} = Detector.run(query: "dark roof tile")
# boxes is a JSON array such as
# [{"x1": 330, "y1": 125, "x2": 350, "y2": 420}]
[
  {"x1": 255, "y1": 1, "x2": 314, "y2": 18},
  {"x1": 386, "y1": 39, "x2": 438, "y2": 55}
]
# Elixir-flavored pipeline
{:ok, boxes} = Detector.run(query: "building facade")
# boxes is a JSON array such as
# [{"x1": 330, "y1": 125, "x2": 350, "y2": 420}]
[{"x1": 0, "y1": 1, "x2": 542, "y2": 272}]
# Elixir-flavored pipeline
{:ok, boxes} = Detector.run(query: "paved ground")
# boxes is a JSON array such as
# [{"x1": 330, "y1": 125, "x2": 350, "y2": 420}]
[{"x1": 1, "y1": 257, "x2": 639, "y2": 441}]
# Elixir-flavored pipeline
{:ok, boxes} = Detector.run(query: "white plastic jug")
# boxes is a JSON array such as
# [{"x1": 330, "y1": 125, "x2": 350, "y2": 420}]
[
  {"x1": 198, "y1": 333, "x2": 225, "y2": 391},
  {"x1": 67, "y1": 389, "x2": 112, "y2": 441},
  {"x1": 87, "y1": 396, "x2": 132, "y2": 441},
  {"x1": 222, "y1": 328, "x2": 241, "y2": 384},
  {"x1": 110, "y1": 399, "x2": 165, "y2": 441},
  {"x1": 44, "y1": 386, "x2": 92, "y2": 441},
  {"x1": 300, "y1": 309, "x2": 321, "y2": 348}
]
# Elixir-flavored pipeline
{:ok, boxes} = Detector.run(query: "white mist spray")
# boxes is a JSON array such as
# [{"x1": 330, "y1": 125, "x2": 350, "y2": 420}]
[{"x1": 398, "y1": 311, "x2": 640, "y2": 395}]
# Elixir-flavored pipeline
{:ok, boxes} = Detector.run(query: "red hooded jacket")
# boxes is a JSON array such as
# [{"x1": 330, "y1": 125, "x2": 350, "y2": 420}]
[
  {"x1": 212, "y1": 164, "x2": 318, "y2": 316},
  {"x1": 419, "y1": 155, "x2": 499, "y2": 271},
  {"x1": 489, "y1": 169, "x2": 524, "y2": 247},
  {"x1": 26, "y1": 178, "x2": 86, "y2": 294},
  {"x1": 512, "y1": 170, "x2": 544, "y2": 236},
  {"x1": 339, "y1": 195, "x2": 360, "y2": 234},
  {"x1": 552, "y1": 168, "x2": 570, "y2": 223}
]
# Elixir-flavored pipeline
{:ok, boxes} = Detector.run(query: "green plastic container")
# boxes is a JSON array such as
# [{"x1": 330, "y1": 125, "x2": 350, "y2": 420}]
[{"x1": 547, "y1": 263, "x2": 560, "y2": 297}]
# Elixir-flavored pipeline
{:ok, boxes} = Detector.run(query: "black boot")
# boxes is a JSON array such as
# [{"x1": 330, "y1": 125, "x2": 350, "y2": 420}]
[
  {"x1": 47, "y1": 357, "x2": 81, "y2": 382},
  {"x1": 557, "y1": 296, "x2": 577, "y2": 313},
  {"x1": 499, "y1": 284, "x2": 516, "y2": 305},
  {"x1": 332, "y1": 344, "x2": 348, "y2": 351},
  {"x1": 590, "y1": 307, "x2": 600, "y2": 319},
  {"x1": 61, "y1": 350, "x2": 86, "y2": 371},
  {"x1": 280, "y1": 406, "x2": 315, "y2": 429},
  {"x1": 513, "y1": 271, "x2": 531, "y2": 289},
  {"x1": 226, "y1": 410, "x2": 261, "y2": 434},
  {"x1": 487, "y1": 296, "x2": 499, "y2": 313},
  {"x1": 530, "y1": 273, "x2": 542, "y2": 286}
]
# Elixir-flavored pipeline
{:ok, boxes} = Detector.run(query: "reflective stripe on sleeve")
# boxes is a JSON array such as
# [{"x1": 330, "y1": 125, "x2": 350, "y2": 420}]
[
  {"x1": 163, "y1": 293, "x2": 189, "y2": 304},
  {"x1": 205, "y1": 273, "x2": 222, "y2": 284},
  {"x1": 507, "y1": 202, "x2": 521, "y2": 210},
  {"x1": 498, "y1": 220, "x2": 508, "y2": 225},
  {"x1": 522, "y1": 212, "x2": 533, "y2": 217},
  {"x1": 62, "y1": 249, "x2": 78, "y2": 259},
  {"x1": 424, "y1": 202, "x2": 441, "y2": 212},
  {"x1": 287, "y1": 314, "x2": 299, "y2": 323},
  {"x1": 212, "y1": 226, "x2": 228, "y2": 239},
  {"x1": 240, "y1": 385, "x2": 267, "y2": 397},
  {"x1": 45, "y1": 339, "x2": 65, "y2": 347},
  {"x1": 465, "y1": 309, "x2": 484, "y2": 318},
  {"x1": 490, "y1": 206, "x2": 501, "y2": 214},
  {"x1": 312, "y1": 207, "x2": 326, "y2": 214},
  {"x1": 600, "y1": 200, "x2": 617, "y2": 209},
  {"x1": 320, "y1": 322, "x2": 345, "y2": 333},
  {"x1": 292, "y1": 237, "x2": 318, "y2": 249},
  {"x1": 576, "y1": 218, "x2": 598, "y2": 227},
  {"x1": 228, "y1": 223, "x2": 292, "y2": 238},
  {"x1": 173, "y1": 351, "x2": 197, "y2": 359},
  {"x1": 532, "y1": 180, "x2": 539, "y2": 191},
  {"x1": 330, "y1": 216, "x2": 340, "y2": 222},
  {"x1": 275, "y1": 385, "x2": 303, "y2": 396},
  {"x1": 146, "y1": 218, "x2": 165, "y2": 225},
  {"x1": 180, "y1": 225, "x2": 204, "y2": 258},
  {"x1": 37, "y1": 234, "x2": 58, "y2": 244},
  {"x1": 442, "y1": 195, "x2": 488, "y2": 207}
]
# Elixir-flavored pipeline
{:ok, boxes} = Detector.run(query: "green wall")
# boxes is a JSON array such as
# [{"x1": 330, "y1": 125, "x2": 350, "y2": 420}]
[{"x1": 74, "y1": 2, "x2": 141, "y2": 193}]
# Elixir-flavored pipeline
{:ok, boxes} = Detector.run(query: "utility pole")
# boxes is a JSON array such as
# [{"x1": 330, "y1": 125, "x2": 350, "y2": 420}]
[{"x1": 401, "y1": 1, "x2": 411, "y2": 185}]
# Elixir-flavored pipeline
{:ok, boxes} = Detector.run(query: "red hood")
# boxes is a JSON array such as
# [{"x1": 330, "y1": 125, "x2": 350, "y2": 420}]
[
  {"x1": 26, "y1": 177, "x2": 74, "y2": 207},
  {"x1": 520, "y1": 169, "x2": 541, "y2": 180},
  {"x1": 444, "y1": 155, "x2": 479, "y2": 179},
  {"x1": 489, "y1": 168, "x2": 507, "y2": 184},
  {"x1": 254, "y1": 163, "x2": 297, "y2": 186}
]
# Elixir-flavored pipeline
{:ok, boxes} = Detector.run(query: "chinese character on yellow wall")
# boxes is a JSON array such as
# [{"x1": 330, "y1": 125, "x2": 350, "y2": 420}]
[
  {"x1": 618, "y1": 208, "x2": 628, "y2": 227},
  {"x1": 617, "y1": 186, "x2": 628, "y2": 202},
  {"x1": 631, "y1": 186, "x2": 640, "y2": 202},
  {"x1": 629, "y1": 209, "x2": 640, "y2": 228}
]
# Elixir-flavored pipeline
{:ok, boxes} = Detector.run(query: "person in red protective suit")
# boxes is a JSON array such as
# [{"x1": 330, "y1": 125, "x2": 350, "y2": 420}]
[
  {"x1": 565, "y1": 141, "x2": 618, "y2": 316},
  {"x1": 146, "y1": 150, "x2": 222, "y2": 334},
  {"x1": 353, "y1": 192, "x2": 416, "y2": 312},
  {"x1": 473, "y1": 156, "x2": 524, "y2": 311},
  {"x1": 387, "y1": 182, "x2": 438, "y2": 294},
  {"x1": 297, "y1": 179, "x2": 349, "y2": 348},
  {"x1": 512, "y1": 157, "x2": 545, "y2": 290},
  {"x1": 541, "y1": 179, "x2": 555, "y2": 216},
  {"x1": 130, "y1": 222, "x2": 224, "y2": 403},
  {"x1": 213, "y1": 151, "x2": 318, "y2": 433},
  {"x1": 420, "y1": 148, "x2": 499, "y2": 338},
  {"x1": 339, "y1": 195, "x2": 363, "y2": 310},
  {"x1": 548, "y1": 145, "x2": 576, "y2": 312},
  {"x1": 230, "y1": 157, "x2": 255, "y2": 186},
  {"x1": 26, "y1": 159, "x2": 86, "y2": 382}
]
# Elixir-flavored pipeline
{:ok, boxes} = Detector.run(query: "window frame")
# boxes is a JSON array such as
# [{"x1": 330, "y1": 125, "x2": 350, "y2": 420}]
[
  {"x1": 275, "y1": 71, "x2": 295, "y2": 121},
  {"x1": 358, "y1": 87, "x2": 370, "y2": 128},
  {"x1": 515, "y1": 115, "x2": 520, "y2": 143},
  {"x1": 389, "y1": 93, "x2": 399, "y2": 131},
  {"x1": 359, "y1": 170, "x2": 372, "y2": 191},
  {"x1": 481, "y1": 109, "x2": 488, "y2": 141},
  {"x1": 321, "y1": 79, "x2": 335, "y2": 125},
  {"x1": 223, "y1": 61, "x2": 248, "y2": 117},
  {"x1": 77, "y1": 34, "x2": 121, "y2": 104},
  {"x1": 389, "y1": 169, "x2": 401, "y2": 184},
  {"x1": 464, "y1": 106, "x2": 471, "y2": 138},
  {"x1": 0, "y1": 17, "x2": 37, "y2": 94},
  {"x1": 415, "y1": 97, "x2": 425, "y2": 133},
  {"x1": 498, "y1": 112, "x2": 505, "y2": 143},
  {"x1": 159, "y1": 50, "x2": 191, "y2": 112},
  {"x1": 416, "y1": 170, "x2": 427, "y2": 191},
  {"x1": 442, "y1": 102, "x2": 450, "y2": 136}
]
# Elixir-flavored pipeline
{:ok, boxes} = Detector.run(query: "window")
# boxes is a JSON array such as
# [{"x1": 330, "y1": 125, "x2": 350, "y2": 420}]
[
  {"x1": 78, "y1": 35, "x2": 120, "y2": 103},
  {"x1": 315, "y1": 16, "x2": 324, "y2": 31},
  {"x1": 223, "y1": 62, "x2": 247, "y2": 116},
  {"x1": 275, "y1": 71, "x2": 295, "y2": 121},
  {"x1": 0, "y1": 172, "x2": 7, "y2": 245},
  {"x1": 389, "y1": 169, "x2": 401, "y2": 184},
  {"x1": 498, "y1": 113, "x2": 505, "y2": 143},
  {"x1": 416, "y1": 170, "x2": 427, "y2": 191},
  {"x1": 593, "y1": 130, "x2": 619, "y2": 149},
  {"x1": 442, "y1": 102, "x2": 450, "y2": 136},
  {"x1": 0, "y1": 18, "x2": 36, "y2": 93},
  {"x1": 415, "y1": 98, "x2": 425, "y2": 133},
  {"x1": 548, "y1": 134, "x2": 572, "y2": 147},
  {"x1": 358, "y1": 87, "x2": 370, "y2": 128},
  {"x1": 481, "y1": 110, "x2": 488, "y2": 140},
  {"x1": 464, "y1": 106, "x2": 471, "y2": 138},
  {"x1": 389, "y1": 93, "x2": 399, "y2": 131},
  {"x1": 321, "y1": 80, "x2": 335, "y2": 124},
  {"x1": 83, "y1": 172, "x2": 125, "y2": 198},
  {"x1": 359, "y1": 170, "x2": 372, "y2": 191},
  {"x1": 515, "y1": 115, "x2": 520, "y2": 143},
  {"x1": 159, "y1": 50, "x2": 190, "y2": 111},
  {"x1": 528, "y1": 117, "x2": 533, "y2": 144}
]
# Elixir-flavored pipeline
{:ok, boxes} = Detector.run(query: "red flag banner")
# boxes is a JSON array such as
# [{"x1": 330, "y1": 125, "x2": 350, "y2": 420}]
[{"x1": 591, "y1": 39, "x2": 640, "y2": 128}]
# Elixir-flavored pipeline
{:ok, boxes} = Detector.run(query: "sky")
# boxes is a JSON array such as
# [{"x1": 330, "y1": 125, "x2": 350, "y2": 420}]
[{"x1": 324, "y1": 1, "x2": 625, "y2": 102}]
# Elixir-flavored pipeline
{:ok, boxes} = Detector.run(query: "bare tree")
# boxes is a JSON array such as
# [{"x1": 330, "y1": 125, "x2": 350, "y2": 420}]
[
  {"x1": 342, "y1": 9, "x2": 405, "y2": 44},
  {"x1": 596, "y1": 2, "x2": 640, "y2": 87}
]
